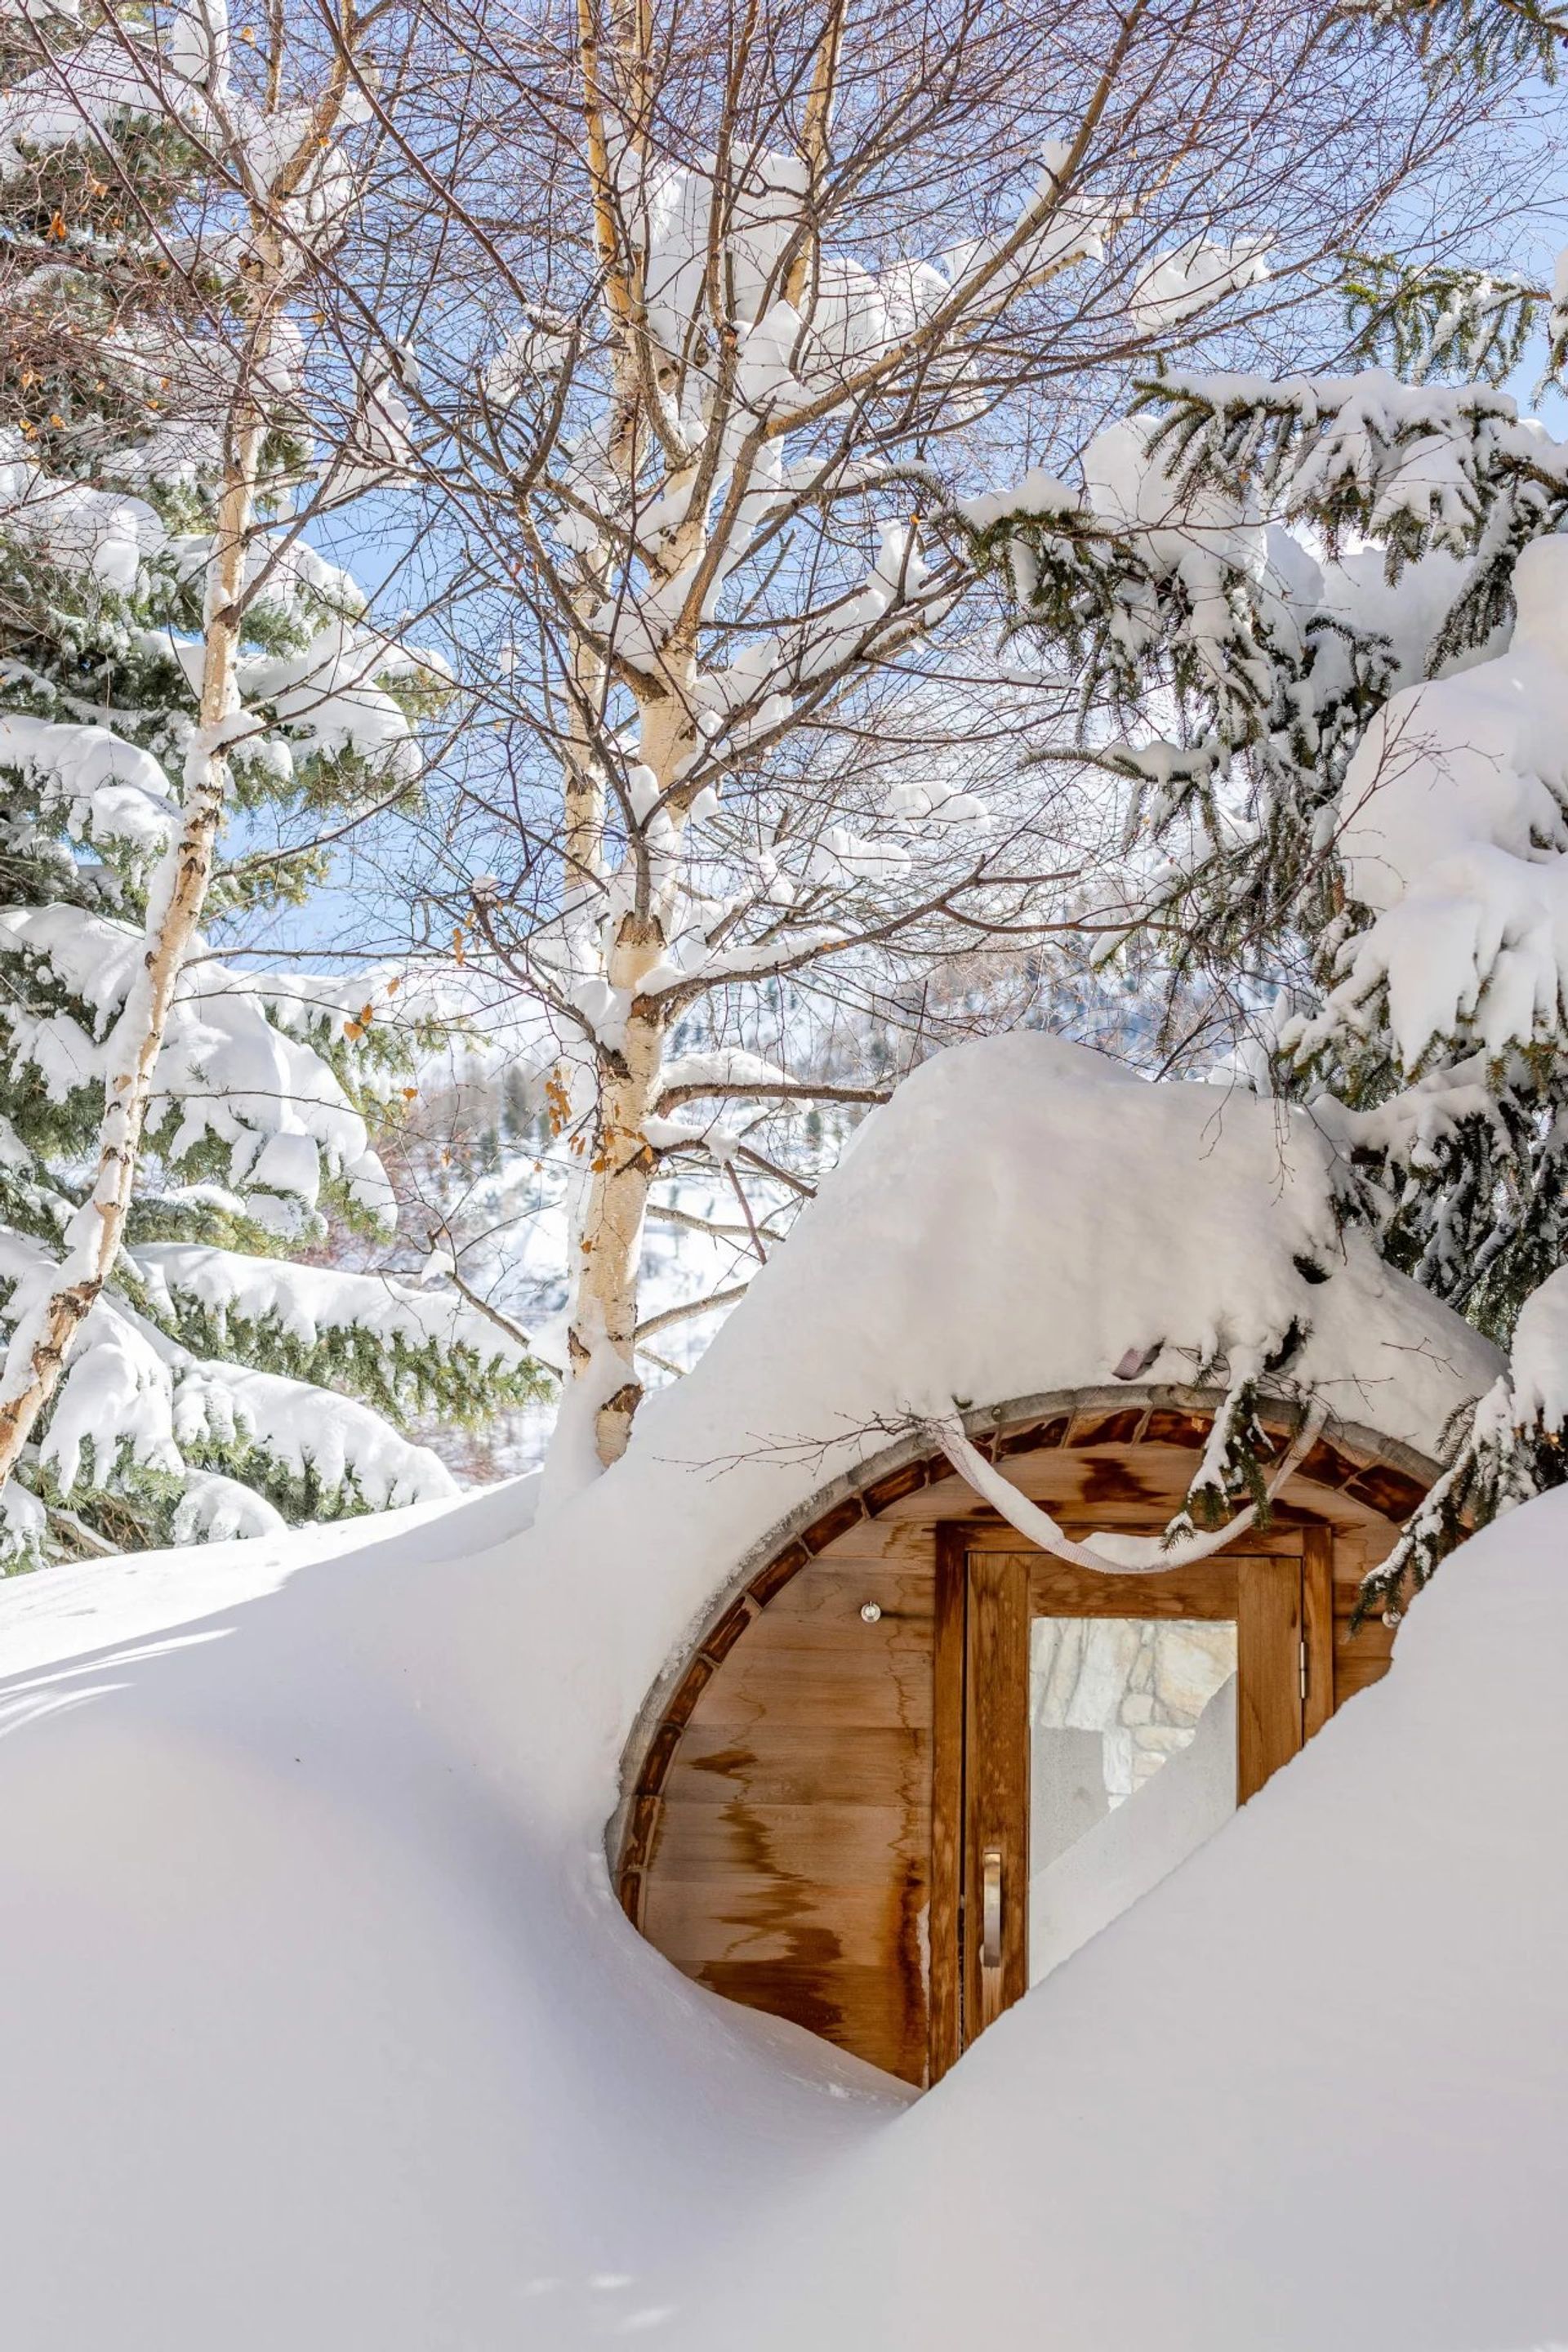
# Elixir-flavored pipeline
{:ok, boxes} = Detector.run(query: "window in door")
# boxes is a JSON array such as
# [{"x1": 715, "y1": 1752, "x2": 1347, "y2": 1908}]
[
  {"x1": 932, "y1": 1530, "x2": 1328, "y2": 2077},
  {"x1": 1029, "y1": 1614, "x2": 1237, "y2": 1984}
]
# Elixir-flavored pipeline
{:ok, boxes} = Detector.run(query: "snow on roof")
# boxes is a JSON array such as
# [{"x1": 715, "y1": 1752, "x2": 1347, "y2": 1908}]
[
  {"x1": 577, "y1": 1029, "x2": 1499, "y2": 1501},
  {"x1": 0, "y1": 1033, "x2": 1525, "y2": 2351}
]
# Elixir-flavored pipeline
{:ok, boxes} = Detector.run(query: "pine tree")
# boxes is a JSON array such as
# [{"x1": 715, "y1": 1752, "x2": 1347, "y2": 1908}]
[
  {"x1": 970, "y1": 225, "x2": 1568, "y2": 1610},
  {"x1": 1356, "y1": 0, "x2": 1568, "y2": 81},
  {"x1": 0, "y1": 6, "x2": 549, "y2": 1568}
]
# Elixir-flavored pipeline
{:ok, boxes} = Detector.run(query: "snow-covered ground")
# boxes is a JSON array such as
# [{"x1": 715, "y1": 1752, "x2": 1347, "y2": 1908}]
[
  {"x1": 3, "y1": 1439, "x2": 1563, "y2": 2348},
  {"x1": 0, "y1": 1035, "x2": 1554, "y2": 2350}
]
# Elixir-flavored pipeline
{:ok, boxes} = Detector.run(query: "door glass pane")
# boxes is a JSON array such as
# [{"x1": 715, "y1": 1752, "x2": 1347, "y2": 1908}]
[{"x1": 1028, "y1": 1617, "x2": 1237, "y2": 1985}]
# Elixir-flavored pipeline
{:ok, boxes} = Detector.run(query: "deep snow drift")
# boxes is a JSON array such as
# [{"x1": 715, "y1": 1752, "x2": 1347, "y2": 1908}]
[{"x1": 0, "y1": 1034, "x2": 1546, "y2": 2352}]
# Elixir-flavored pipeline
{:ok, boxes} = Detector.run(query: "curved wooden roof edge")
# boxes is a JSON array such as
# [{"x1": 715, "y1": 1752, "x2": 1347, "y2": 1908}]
[{"x1": 606, "y1": 1382, "x2": 1446, "y2": 1881}]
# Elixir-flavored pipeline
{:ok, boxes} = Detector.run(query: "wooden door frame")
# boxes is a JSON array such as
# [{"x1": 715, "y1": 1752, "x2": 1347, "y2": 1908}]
[{"x1": 930, "y1": 1520, "x2": 1334, "y2": 2082}]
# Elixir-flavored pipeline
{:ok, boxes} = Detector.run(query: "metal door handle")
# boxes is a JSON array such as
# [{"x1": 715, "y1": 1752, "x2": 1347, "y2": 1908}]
[{"x1": 981, "y1": 1847, "x2": 1003, "y2": 1969}]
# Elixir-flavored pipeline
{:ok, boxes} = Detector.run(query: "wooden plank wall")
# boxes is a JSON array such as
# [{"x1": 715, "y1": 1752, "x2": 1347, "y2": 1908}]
[
  {"x1": 638, "y1": 1518, "x2": 937, "y2": 2084},
  {"x1": 625, "y1": 1405, "x2": 1422, "y2": 2087}
]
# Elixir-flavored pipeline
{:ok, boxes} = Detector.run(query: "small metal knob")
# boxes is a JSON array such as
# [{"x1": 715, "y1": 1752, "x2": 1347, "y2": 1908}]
[{"x1": 859, "y1": 1601, "x2": 882, "y2": 1624}]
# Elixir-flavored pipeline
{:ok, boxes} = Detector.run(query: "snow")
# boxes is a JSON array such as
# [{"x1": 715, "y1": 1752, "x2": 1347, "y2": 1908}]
[
  {"x1": 0, "y1": 1484, "x2": 899, "y2": 2352},
  {"x1": 0, "y1": 12, "x2": 363, "y2": 390},
  {"x1": 0, "y1": 1028, "x2": 1555, "y2": 2352},
  {"x1": 135, "y1": 608, "x2": 430, "y2": 793},
  {"x1": 1029, "y1": 1667, "x2": 1236, "y2": 1982},
  {"x1": 1021, "y1": 411, "x2": 1320, "y2": 726},
  {"x1": 1500, "y1": 1263, "x2": 1568, "y2": 1435},
  {"x1": 132, "y1": 1242, "x2": 532, "y2": 1374},
  {"x1": 604, "y1": 135, "x2": 1105, "y2": 424},
  {"x1": 0, "y1": 3, "x2": 470, "y2": 1552},
  {"x1": 171, "y1": 1357, "x2": 457, "y2": 1510},
  {"x1": 964, "y1": 390, "x2": 1529, "y2": 827},
  {"x1": 1156, "y1": 366, "x2": 1568, "y2": 555},
  {"x1": 1129, "y1": 234, "x2": 1271, "y2": 335},
  {"x1": 0, "y1": 712, "x2": 176, "y2": 853},
  {"x1": 1301, "y1": 532, "x2": 1568, "y2": 1070},
  {"x1": 939, "y1": 138, "x2": 1116, "y2": 306},
  {"x1": 635, "y1": 1030, "x2": 1491, "y2": 1484},
  {"x1": 0, "y1": 29, "x2": 190, "y2": 178},
  {"x1": 630, "y1": 1031, "x2": 1494, "y2": 1468},
  {"x1": 0, "y1": 903, "x2": 394, "y2": 1222},
  {"x1": 0, "y1": 434, "x2": 167, "y2": 589},
  {"x1": 519, "y1": 128, "x2": 1113, "y2": 803},
  {"x1": 1317, "y1": 540, "x2": 1510, "y2": 688},
  {"x1": 957, "y1": 466, "x2": 1082, "y2": 533},
  {"x1": 170, "y1": 1468, "x2": 287, "y2": 1543},
  {"x1": 0, "y1": 1226, "x2": 459, "y2": 1517},
  {"x1": 234, "y1": 617, "x2": 428, "y2": 788},
  {"x1": 4, "y1": 1243, "x2": 185, "y2": 1492},
  {"x1": 682, "y1": 1487, "x2": 1568, "y2": 2351}
]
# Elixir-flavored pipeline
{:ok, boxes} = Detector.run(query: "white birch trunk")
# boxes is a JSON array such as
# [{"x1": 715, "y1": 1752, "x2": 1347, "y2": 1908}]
[{"x1": 556, "y1": 670, "x2": 699, "y2": 1473}]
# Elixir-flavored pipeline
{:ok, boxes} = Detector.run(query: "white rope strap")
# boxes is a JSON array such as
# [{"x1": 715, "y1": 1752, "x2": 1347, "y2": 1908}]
[{"x1": 936, "y1": 1397, "x2": 1330, "y2": 1575}]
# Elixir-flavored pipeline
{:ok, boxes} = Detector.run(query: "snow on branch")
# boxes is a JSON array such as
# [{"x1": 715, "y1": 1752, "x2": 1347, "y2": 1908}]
[
  {"x1": 0, "y1": 905, "x2": 394, "y2": 1227},
  {"x1": 0, "y1": 713, "x2": 176, "y2": 856},
  {"x1": 1360, "y1": 1265, "x2": 1568, "y2": 1624},
  {"x1": 1138, "y1": 367, "x2": 1568, "y2": 573},
  {"x1": 133, "y1": 1244, "x2": 543, "y2": 1388},
  {"x1": 0, "y1": 1226, "x2": 461, "y2": 1570},
  {"x1": 1341, "y1": 252, "x2": 1546, "y2": 389},
  {"x1": 1287, "y1": 535, "x2": 1568, "y2": 1079}
]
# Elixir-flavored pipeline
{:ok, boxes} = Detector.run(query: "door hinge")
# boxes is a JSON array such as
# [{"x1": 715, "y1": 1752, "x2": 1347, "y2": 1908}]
[{"x1": 1299, "y1": 1637, "x2": 1308, "y2": 1704}]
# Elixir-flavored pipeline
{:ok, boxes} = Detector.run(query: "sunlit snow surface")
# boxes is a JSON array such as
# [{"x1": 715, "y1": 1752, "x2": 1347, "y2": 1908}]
[
  {"x1": 0, "y1": 1035, "x2": 1554, "y2": 2351},
  {"x1": 0, "y1": 1477, "x2": 902, "y2": 2352}
]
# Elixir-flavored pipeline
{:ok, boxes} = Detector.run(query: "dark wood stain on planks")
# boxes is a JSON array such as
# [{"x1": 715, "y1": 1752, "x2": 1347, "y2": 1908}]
[{"x1": 697, "y1": 1783, "x2": 848, "y2": 2044}]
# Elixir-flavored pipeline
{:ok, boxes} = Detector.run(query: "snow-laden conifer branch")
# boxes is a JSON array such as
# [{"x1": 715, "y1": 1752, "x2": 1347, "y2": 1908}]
[
  {"x1": 969, "y1": 92, "x2": 1568, "y2": 1601},
  {"x1": 1358, "y1": 1267, "x2": 1568, "y2": 1619},
  {"x1": 1341, "y1": 0, "x2": 1568, "y2": 78},
  {"x1": 1340, "y1": 251, "x2": 1546, "y2": 385},
  {"x1": 1138, "y1": 366, "x2": 1568, "y2": 582}
]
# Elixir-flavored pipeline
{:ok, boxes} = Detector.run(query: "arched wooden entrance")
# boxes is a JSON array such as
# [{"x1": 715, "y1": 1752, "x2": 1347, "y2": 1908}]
[{"x1": 614, "y1": 1389, "x2": 1434, "y2": 2087}]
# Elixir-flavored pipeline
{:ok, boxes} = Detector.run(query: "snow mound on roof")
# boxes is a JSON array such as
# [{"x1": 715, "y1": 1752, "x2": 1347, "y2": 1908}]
[{"x1": 602, "y1": 1030, "x2": 1498, "y2": 1504}]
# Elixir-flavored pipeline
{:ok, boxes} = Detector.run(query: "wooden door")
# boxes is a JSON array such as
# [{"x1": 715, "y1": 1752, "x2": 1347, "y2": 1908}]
[
  {"x1": 961, "y1": 1549, "x2": 1030, "y2": 2044},
  {"x1": 931, "y1": 1527, "x2": 1330, "y2": 2079}
]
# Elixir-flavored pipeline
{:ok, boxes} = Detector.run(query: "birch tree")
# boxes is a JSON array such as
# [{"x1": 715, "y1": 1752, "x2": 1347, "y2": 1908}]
[{"x1": 355, "y1": 0, "x2": 1519, "y2": 1487}]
